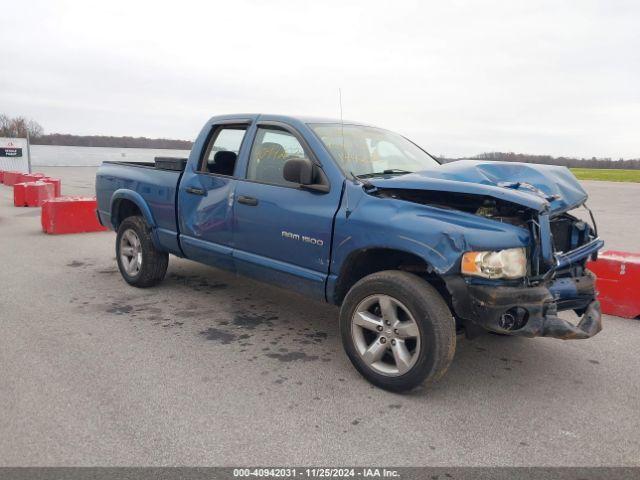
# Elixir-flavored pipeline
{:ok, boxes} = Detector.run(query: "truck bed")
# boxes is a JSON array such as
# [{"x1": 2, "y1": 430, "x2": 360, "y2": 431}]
[
  {"x1": 103, "y1": 156, "x2": 188, "y2": 172},
  {"x1": 95, "y1": 159, "x2": 186, "y2": 252}
]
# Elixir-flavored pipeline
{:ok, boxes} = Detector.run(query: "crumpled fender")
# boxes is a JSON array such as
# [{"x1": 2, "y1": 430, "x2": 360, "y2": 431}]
[{"x1": 330, "y1": 183, "x2": 531, "y2": 276}]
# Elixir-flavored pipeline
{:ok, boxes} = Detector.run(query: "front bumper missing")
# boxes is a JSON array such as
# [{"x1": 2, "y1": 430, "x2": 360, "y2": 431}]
[{"x1": 445, "y1": 271, "x2": 603, "y2": 340}]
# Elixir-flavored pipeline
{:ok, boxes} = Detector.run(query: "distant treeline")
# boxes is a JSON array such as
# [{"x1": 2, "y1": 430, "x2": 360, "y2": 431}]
[
  {"x1": 31, "y1": 134, "x2": 193, "y2": 150},
  {"x1": 3, "y1": 113, "x2": 639, "y2": 168},
  {"x1": 440, "y1": 152, "x2": 640, "y2": 170}
]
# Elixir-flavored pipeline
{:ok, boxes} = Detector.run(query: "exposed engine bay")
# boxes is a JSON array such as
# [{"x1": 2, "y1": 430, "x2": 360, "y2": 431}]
[
  {"x1": 369, "y1": 186, "x2": 603, "y2": 340},
  {"x1": 372, "y1": 188, "x2": 532, "y2": 227}
]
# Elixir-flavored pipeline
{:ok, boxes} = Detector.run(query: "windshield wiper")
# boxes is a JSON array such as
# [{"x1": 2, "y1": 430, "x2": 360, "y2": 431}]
[{"x1": 357, "y1": 169, "x2": 413, "y2": 178}]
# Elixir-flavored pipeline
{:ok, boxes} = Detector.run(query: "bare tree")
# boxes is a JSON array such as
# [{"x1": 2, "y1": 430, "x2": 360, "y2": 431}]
[
  {"x1": 9, "y1": 116, "x2": 28, "y2": 137},
  {"x1": 27, "y1": 119, "x2": 44, "y2": 138},
  {"x1": 0, "y1": 114, "x2": 11, "y2": 137},
  {"x1": 0, "y1": 114, "x2": 44, "y2": 138}
]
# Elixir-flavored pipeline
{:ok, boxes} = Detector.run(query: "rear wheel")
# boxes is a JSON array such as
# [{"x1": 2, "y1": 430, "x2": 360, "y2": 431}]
[
  {"x1": 116, "y1": 215, "x2": 168, "y2": 288},
  {"x1": 340, "y1": 271, "x2": 456, "y2": 392}
]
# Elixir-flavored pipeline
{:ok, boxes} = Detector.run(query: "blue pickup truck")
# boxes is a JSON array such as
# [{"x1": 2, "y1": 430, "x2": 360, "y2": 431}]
[{"x1": 96, "y1": 114, "x2": 604, "y2": 391}]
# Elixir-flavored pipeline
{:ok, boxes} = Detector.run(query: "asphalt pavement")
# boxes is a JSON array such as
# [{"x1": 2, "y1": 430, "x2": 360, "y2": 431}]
[{"x1": 1, "y1": 167, "x2": 639, "y2": 466}]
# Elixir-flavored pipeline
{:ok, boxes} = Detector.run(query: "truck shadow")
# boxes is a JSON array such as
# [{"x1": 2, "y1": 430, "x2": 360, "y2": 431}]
[
  {"x1": 417, "y1": 331, "x2": 609, "y2": 401},
  {"x1": 93, "y1": 257, "x2": 611, "y2": 400}
]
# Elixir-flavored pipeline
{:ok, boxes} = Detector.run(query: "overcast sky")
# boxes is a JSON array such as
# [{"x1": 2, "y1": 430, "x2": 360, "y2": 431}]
[{"x1": 1, "y1": 0, "x2": 638, "y2": 158}]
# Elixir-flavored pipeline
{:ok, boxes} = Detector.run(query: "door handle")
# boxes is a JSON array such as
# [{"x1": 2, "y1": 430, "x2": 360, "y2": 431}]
[
  {"x1": 237, "y1": 195, "x2": 259, "y2": 206},
  {"x1": 186, "y1": 187, "x2": 206, "y2": 196}
]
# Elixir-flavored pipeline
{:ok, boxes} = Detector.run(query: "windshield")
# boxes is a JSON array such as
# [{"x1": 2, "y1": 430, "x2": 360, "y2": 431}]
[{"x1": 310, "y1": 123, "x2": 440, "y2": 177}]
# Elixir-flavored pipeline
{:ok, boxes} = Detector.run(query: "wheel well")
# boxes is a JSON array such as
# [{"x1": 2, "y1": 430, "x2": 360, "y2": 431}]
[
  {"x1": 333, "y1": 248, "x2": 450, "y2": 306},
  {"x1": 112, "y1": 199, "x2": 141, "y2": 228}
]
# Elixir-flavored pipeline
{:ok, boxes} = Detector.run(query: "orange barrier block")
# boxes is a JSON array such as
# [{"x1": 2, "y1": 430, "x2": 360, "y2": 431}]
[
  {"x1": 3, "y1": 171, "x2": 23, "y2": 186},
  {"x1": 588, "y1": 251, "x2": 640, "y2": 319},
  {"x1": 41, "y1": 196, "x2": 108, "y2": 235},
  {"x1": 18, "y1": 172, "x2": 45, "y2": 183},
  {"x1": 40, "y1": 177, "x2": 62, "y2": 197},
  {"x1": 13, "y1": 182, "x2": 28, "y2": 206},
  {"x1": 25, "y1": 181, "x2": 55, "y2": 207},
  {"x1": 2, "y1": 172, "x2": 45, "y2": 185},
  {"x1": 13, "y1": 181, "x2": 55, "y2": 207}
]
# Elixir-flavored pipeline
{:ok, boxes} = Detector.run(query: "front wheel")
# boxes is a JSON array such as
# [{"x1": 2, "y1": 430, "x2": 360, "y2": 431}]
[
  {"x1": 116, "y1": 215, "x2": 168, "y2": 288},
  {"x1": 340, "y1": 271, "x2": 456, "y2": 392}
]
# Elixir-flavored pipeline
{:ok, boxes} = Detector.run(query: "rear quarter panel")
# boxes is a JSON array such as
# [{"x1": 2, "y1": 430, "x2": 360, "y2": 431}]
[{"x1": 96, "y1": 163, "x2": 181, "y2": 251}]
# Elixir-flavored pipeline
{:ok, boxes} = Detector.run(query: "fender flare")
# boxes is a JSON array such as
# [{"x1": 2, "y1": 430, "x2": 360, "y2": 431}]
[
  {"x1": 327, "y1": 245, "x2": 443, "y2": 305},
  {"x1": 110, "y1": 189, "x2": 161, "y2": 248}
]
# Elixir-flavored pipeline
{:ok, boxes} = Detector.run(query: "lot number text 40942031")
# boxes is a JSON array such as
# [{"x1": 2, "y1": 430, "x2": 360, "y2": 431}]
[{"x1": 233, "y1": 468, "x2": 400, "y2": 478}]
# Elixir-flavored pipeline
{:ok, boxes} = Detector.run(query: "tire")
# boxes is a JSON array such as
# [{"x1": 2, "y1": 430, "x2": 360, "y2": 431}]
[
  {"x1": 116, "y1": 215, "x2": 168, "y2": 288},
  {"x1": 340, "y1": 271, "x2": 456, "y2": 392}
]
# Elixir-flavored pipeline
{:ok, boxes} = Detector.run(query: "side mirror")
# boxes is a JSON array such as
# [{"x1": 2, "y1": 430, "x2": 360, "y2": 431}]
[
  {"x1": 283, "y1": 157, "x2": 314, "y2": 185},
  {"x1": 283, "y1": 157, "x2": 330, "y2": 193}
]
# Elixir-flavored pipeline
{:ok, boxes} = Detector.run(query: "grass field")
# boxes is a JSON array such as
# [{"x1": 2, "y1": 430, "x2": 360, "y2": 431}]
[{"x1": 570, "y1": 168, "x2": 640, "y2": 182}]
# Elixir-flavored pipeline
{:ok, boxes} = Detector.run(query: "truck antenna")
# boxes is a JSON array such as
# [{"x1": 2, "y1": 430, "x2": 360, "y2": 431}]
[
  {"x1": 338, "y1": 89, "x2": 371, "y2": 218},
  {"x1": 339, "y1": 88, "x2": 354, "y2": 219},
  {"x1": 339, "y1": 88, "x2": 346, "y2": 163}
]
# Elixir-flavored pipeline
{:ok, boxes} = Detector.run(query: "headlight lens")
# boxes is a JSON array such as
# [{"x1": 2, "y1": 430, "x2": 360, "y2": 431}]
[{"x1": 461, "y1": 247, "x2": 527, "y2": 279}]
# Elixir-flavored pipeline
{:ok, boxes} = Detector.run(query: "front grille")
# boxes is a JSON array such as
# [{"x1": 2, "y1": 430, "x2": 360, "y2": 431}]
[
  {"x1": 550, "y1": 216, "x2": 574, "y2": 253},
  {"x1": 550, "y1": 212, "x2": 595, "y2": 255},
  {"x1": 531, "y1": 209, "x2": 598, "y2": 279}
]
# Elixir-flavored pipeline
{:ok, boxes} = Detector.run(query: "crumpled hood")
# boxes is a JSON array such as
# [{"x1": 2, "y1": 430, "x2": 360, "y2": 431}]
[{"x1": 368, "y1": 160, "x2": 588, "y2": 214}]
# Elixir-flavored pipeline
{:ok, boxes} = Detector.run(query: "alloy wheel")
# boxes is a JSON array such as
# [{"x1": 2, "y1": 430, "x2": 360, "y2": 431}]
[{"x1": 351, "y1": 294, "x2": 421, "y2": 376}]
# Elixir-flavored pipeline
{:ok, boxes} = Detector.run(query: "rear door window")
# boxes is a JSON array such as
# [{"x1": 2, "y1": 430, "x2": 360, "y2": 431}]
[{"x1": 200, "y1": 126, "x2": 247, "y2": 176}]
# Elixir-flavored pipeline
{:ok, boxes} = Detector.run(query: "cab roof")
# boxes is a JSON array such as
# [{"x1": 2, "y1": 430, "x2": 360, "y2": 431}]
[{"x1": 207, "y1": 113, "x2": 374, "y2": 127}]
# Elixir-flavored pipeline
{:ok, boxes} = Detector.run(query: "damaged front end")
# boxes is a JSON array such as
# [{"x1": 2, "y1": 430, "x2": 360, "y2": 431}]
[
  {"x1": 449, "y1": 203, "x2": 604, "y2": 340},
  {"x1": 368, "y1": 167, "x2": 604, "y2": 340},
  {"x1": 445, "y1": 272, "x2": 602, "y2": 340}
]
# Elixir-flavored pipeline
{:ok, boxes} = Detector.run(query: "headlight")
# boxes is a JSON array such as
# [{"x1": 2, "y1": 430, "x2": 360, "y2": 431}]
[{"x1": 461, "y1": 247, "x2": 527, "y2": 279}]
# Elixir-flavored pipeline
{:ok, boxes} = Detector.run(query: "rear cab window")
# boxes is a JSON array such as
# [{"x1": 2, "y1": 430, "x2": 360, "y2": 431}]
[{"x1": 199, "y1": 126, "x2": 248, "y2": 176}]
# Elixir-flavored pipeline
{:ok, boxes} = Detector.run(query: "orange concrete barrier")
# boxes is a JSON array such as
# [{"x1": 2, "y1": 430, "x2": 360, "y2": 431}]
[
  {"x1": 18, "y1": 173, "x2": 45, "y2": 183},
  {"x1": 13, "y1": 183, "x2": 27, "y2": 206},
  {"x1": 41, "y1": 196, "x2": 108, "y2": 234},
  {"x1": 26, "y1": 181, "x2": 56, "y2": 207},
  {"x1": 3, "y1": 171, "x2": 23, "y2": 186},
  {"x1": 40, "y1": 177, "x2": 62, "y2": 197},
  {"x1": 588, "y1": 251, "x2": 640, "y2": 319},
  {"x1": 13, "y1": 181, "x2": 56, "y2": 207},
  {"x1": 2, "y1": 172, "x2": 46, "y2": 185}
]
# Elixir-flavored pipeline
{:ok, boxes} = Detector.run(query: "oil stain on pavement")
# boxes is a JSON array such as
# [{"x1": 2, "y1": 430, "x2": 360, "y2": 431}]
[
  {"x1": 199, "y1": 327, "x2": 238, "y2": 344},
  {"x1": 80, "y1": 268, "x2": 338, "y2": 375}
]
